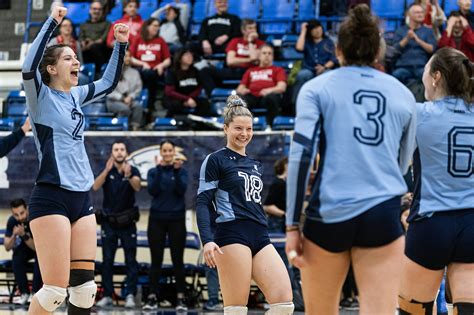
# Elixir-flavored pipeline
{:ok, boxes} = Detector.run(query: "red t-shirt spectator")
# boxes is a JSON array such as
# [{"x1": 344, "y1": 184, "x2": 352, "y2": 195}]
[
  {"x1": 226, "y1": 37, "x2": 265, "y2": 68},
  {"x1": 240, "y1": 66, "x2": 287, "y2": 97},
  {"x1": 129, "y1": 36, "x2": 171, "y2": 69},
  {"x1": 438, "y1": 27, "x2": 474, "y2": 61},
  {"x1": 106, "y1": 14, "x2": 144, "y2": 48}
]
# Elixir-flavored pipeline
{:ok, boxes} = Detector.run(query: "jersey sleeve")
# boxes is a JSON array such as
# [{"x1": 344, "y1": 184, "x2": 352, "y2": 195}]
[
  {"x1": 74, "y1": 41, "x2": 128, "y2": 106},
  {"x1": 240, "y1": 69, "x2": 251, "y2": 86},
  {"x1": 225, "y1": 38, "x2": 237, "y2": 53},
  {"x1": 21, "y1": 17, "x2": 59, "y2": 113},
  {"x1": 275, "y1": 67, "x2": 287, "y2": 83},
  {"x1": 131, "y1": 166, "x2": 141, "y2": 180},
  {"x1": 398, "y1": 96, "x2": 417, "y2": 175},
  {"x1": 286, "y1": 82, "x2": 322, "y2": 226},
  {"x1": 196, "y1": 153, "x2": 220, "y2": 245},
  {"x1": 5, "y1": 217, "x2": 15, "y2": 237}
]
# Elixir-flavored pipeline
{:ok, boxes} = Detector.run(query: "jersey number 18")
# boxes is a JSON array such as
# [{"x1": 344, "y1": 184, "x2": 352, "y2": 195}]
[{"x1": 238, "y1": 171, "x2": 263, "y2": 204}]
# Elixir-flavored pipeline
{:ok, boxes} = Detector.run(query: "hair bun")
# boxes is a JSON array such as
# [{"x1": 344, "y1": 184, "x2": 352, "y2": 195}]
[{"x1": 226, "y1": 95, "x2": 247, "y2": 108}]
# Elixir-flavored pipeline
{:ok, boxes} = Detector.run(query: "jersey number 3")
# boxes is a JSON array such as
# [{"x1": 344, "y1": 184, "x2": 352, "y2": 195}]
[
  {"x1": 353, "y1": 90, "x2": 386, "y2": 146},
  {"x1": 448, "y1": 126, "x2": 474, "y2": 178},
  {"x1": 238, "y1": 171, "x2": 263, "y2": 204}
]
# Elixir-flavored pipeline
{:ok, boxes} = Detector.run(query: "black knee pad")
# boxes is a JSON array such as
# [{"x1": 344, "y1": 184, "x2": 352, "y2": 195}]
[
  {"x1": 399, "y1": 295, "x2": 434, "y2": 315},
  {"x1": 454, "y1": 302, "x2": 474, "y2": 315}
]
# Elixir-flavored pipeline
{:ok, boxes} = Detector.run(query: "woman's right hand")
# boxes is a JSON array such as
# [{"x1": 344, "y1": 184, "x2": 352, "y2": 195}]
[
  {"x1": 51, "y1": 6, "x2": 67, "y2": 24},
  {"x1": 203, "y1": 242, "x2": 223, "y2": 268}
]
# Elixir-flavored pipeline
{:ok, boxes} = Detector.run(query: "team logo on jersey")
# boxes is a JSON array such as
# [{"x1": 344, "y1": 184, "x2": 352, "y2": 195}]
[
  {"x1": 252, "y1": 164, "x2": 261, "y2": 176},
  {"x1": 126, "y1": 145, "x2": 187, "y2": 186}
]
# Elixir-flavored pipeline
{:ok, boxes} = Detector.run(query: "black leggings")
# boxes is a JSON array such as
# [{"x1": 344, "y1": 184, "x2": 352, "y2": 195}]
[{"x1": 147, "y1": 217, "x2": 186, "y2": 295}]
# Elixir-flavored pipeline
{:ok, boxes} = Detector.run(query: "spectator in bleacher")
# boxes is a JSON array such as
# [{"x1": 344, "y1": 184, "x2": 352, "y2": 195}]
[
  {"x1": 412, "y1": 0, "x2": 446, "y2": 39},
  {"x1": 392, "y1": 3, "x2": 437, "y2": 85},
  {"x1": 236, "y1": 45, "x2": 287, "y2": 126},
  {"x1": 144, "y1": 140, "x2": 188, "y2": 311},
  {"x1": 106, "y1": 0, "x2": 143, "y2": 48},
  {"x1": 48, "y1": 17, "x2": 90, "y2": 85},
  {"x1": 456, "y1": 0, "x2": 474, "y2": 28},
  {"x1": 106, "y1": 50, "x2": 144, "y2": 130},
  {"x1": 4, "y1": 199, "x2": 42, "y2": 306},
  {"x1": 439, "y1": 12, "x2": 474, "y2": 61},
  {"x1": 200, "y1": 19, "x2": 265, "y2": 96},
  {"x1": 48, "y1": 17, "x2": 83, "y2": 63},
  {"x1": 151, "y1": 1, "x2": 190, "y2": 53},
  {"x1": 164, "y1": 48, "x2": 211, "y2": 117},
  {"x1": 0, "y1": 118, "x2": 30, "y2": 158},
  {"x1": 130, "y1": 17, "x2": 171, "y2": 121},
  {"x1": 92, "y1": 141, "x2": 141, "y2": 309},
  {"x1": 79, "y1": 0, "x2": 111, "y2": 76},
  {"x1": 198, "y1": 0, "x2": 241, "y2": 56},
  {"x1": 292, "y1": 19, "x2": 337, "y2": 105}
]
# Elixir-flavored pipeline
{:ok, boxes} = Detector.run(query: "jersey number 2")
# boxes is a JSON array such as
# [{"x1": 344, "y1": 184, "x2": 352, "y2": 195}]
[
  {"x1": 71, "y1": 108, "x2": 84, "y2": 140},
  {"x1": 353, "y1": 90, "x2": 386, "y2": 146},
  {"x1": 238, "y1": 171, "x2": 263, "y2": 204},
  {"x1": 448, "y1": 126, "x2": 474, "y2": 178}
]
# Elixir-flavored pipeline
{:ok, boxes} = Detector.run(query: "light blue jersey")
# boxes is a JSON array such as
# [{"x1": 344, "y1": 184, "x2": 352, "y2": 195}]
[
  {"x1": 22, "y1": 17, "x2": 126, "y2": 191},
  {"x1": 287, "y1": 66, "x2": 417, "y2": 225},
  {"x1": 410, "y1": 97, "x2": 474, "y2": 220}
]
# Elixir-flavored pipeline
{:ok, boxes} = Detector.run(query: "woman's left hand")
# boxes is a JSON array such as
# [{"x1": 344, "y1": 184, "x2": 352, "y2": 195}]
[
  {"x1": 203, "y1": 242, "x2": 223, "y2": 268},
  {"x1": 285, "y1": 230, "x2": 305, "y2": 269},
  {"x1": 114, "y1": 23, "x2": 130, "y2": 43}
]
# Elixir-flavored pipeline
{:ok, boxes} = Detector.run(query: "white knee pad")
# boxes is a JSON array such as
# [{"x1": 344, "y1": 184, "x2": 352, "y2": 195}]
[
  {"x1": 224, "y1": 305, "x2": 248, "y2": 315},
  {"x1": 35, "y1": 284, "x2": 67, "y2": 312},
  {"x1": 68, "y1": 280, "x2": 97, "y2": 309},
  {"x1": 266, "y1": 302, "x2": 295, "y2": 315}
]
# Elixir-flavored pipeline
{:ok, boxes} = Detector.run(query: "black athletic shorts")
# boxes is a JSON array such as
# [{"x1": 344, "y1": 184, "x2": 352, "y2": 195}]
[
  {"x1": 214, "y1": 219, "x2": 271, "y2": 256},
  {"x1": 29, "y1": 184, "x2": 93, "y2": 223},
  {"x1": 405, "y1": 208, "x2": 474, "y2": 270},
  {"x1": 303, "y1": 196, "x2": 404, "y2": 253}
]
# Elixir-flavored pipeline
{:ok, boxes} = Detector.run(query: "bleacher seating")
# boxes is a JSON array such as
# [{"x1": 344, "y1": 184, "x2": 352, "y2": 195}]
[
  {"x1": 259, "y1": 0, "x2": 296, "y2": 35},
  {"x1": 272, "y1": 116, "x2": 295, "y2": 130},
  {"x1": 252, "y1": 116, "x2": 267, "y2": 130},
  {"x1": 207, "y1": 0, "x2": 260, "y2": 19},
  {"x1": 63, "y1": 2, "x2": 90, "y2": 25},
  {"x1": 4, "y1": 90, "x2": 27, "y2": 127},
  {"x1": 0, "y1": 118, "x2": 14, "y2": 131},
  {"x1": 279, "y1": 35, "x2": 303, "y2": 60},
  {"x1": 94, "y1": 117, "x2": 129, "y2": 131},
  {"x1": 153, "y1": 117, "x2": 179, "y2": 130},
  {"x1": 80, "y1": 63, "x2": 96, "y2": 83},
  {"x1": 190, "y1": 0, "x2": 207, "y2": 36},
  {"x1": 443, "y1": 0, "x2": 461, "y2": 15},
  {"x1": 138, "y1": 0, "x2": 158, "y2": 20}
]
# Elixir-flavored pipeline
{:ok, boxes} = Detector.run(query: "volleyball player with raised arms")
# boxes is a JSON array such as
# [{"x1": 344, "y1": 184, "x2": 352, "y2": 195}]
[
  {"x1": 196, "y1": 95, "x2": 294, "y2": 315},
  {"x1": 22, "y1": 5, "x2": 129, "y2": 315},
  {"x1": 285, "y1": 4, "x2": 417, "y2": 315},
  {"x1": 399, "y1": 48, "x2": 474, "y2": 315}
]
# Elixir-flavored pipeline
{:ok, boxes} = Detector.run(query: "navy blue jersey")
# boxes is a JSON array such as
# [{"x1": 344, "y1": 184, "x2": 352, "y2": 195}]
[
  {"x1": 22, "y1": 17, "x2": 126, "y2": 191},
  {"x1": 287, "y1": 66, "x2": 417, "y2": 225},
  {"x1": 102, "y1": 166, "x2": 140, "y2": 214},
  {"x1": 196, "y1": 147, "x2": 267, "y2": 245},
  {"x1": 410, "y1": 97, "x2": 474, "y2": 221},
  {"x1": 5, "y1": 216, "x2": 32, "y2": 248}
]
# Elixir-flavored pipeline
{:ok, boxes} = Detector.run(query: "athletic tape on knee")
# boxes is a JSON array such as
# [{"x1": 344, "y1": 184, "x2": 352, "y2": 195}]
[
  {"x1": 35, "y1": 284, "x2": 67, "y2": 312},
  {"x1": 265, "y1": 302, "x2": 295, "y2": 315},
  {"x1": 398, "y1": 295, "x2": 434, "y2": 315},
  {"x1": 68, "y1": 280, "x2": 97, "y2": 309},
  {"x1": 453, "y1": 302, "x2": 474, "y2": 315},
  {"x1": 224, "y1": 305, "x2": 248, "y2": 315}
]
